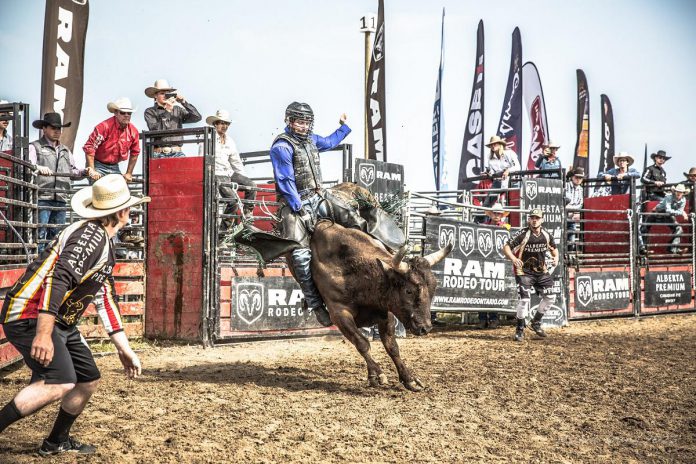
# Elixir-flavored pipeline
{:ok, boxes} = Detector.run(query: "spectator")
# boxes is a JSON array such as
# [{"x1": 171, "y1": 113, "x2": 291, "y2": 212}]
[
  {"x1": 0, "y1": 175, "x2": 146, "y2": 455},
  {"x1": 478, "y1": 202, "x2": 510, "y2": 329},
  {"x1": 639, "y1": 184, "x2": 690, "y2": 255},
  {"x1": 565, "y1": 166, "x2": 585, "y2": 250},
  {"x1": 29, "y1": 113, "x2": 86, "y2": 252},
  {"x1": 683, "y1": 167, "x2": 696, "y2": 185},
  {"x1": 482, "y1": 135, "x2": 520, "y2": 209},
  {"x1": 535, "y1": 141, "x2": 562, "y2": 178},
  {"x1": 599, "y1": 152, "x2": 640, "y2": 195},
  {"x1": 143, "y1": 79, "x2": 201, "y2": 158},
  {"x1": 641, "y1": 150, "x2": 670, "y2": 201},
  {"x1": 0, "y1": 100, "x2": 12, "y2": 153},
  {"x1": 199, "y1": 109, "x2": 256, "y2": 228},
  {"x1": 503, "y1": 208, "x2": 559, "y2": 342}
]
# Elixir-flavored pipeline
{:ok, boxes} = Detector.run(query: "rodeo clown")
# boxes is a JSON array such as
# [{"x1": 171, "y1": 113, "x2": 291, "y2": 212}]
[
  {"x1": 503, "y1": 208, "x2": 559, "y2": 342},
  {"x1": 0, "y1": 174, "x2": 148, "y2": 455}
]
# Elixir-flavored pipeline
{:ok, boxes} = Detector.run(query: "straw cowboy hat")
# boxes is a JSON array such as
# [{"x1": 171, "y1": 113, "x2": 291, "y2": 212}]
[
  {"x1": 206, "y1": 109, "x2": 232, "y2": 126},
  {"x1": 612, "y1": 152, "x2": 634, "y2": 166},
  {"x1": 650, "y1": 150, "x2": 672, "y2": 161},
  {"x1": 107, "y1": 97, "x2": 136, "y2": 114},
  {"x1": 485, "y1": 135, "x2": 506, "y2": 148},
  {"x1": 543, "y1": 141, "x2": 561, "y2": 149},
  {"x1": 671, "y1": 184, "x2": 691, "y2": 194},
  {"x1": 144, "y1": 79, "x2": 176, "y2": 98},
  {"x1": 683, "y1": 167, "x2": 696, "y2": 179},
  {"x1": 71, "y1": 174, "x2": 151, "y2": 219},
  {"x1": 32, "y1": 112, "x2": 71, "y2": 129},
  {"x1": 486, "y1": 202, "x2": 510, "y2": 218}
]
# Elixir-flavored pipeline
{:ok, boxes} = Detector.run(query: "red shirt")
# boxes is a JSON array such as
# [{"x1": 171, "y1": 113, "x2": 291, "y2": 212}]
[{"x1": 83, "y1": 116, "x2": 140, "y2": 164}]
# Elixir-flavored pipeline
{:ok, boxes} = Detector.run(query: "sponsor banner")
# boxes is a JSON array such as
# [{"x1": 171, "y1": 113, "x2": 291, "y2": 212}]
[
  {"x1": 574, "y1": 271, "x2": 631, "y2": 311},
  {"x1": 457, "y1": 19, "x2": 485, "y2": 193},
  {"x1": 522, "y1": 62, "x2": 549, "y2": 171},
  {"x1": 598, "y1": 94, "x2": 615, "y2": 174},
  {"x1": 41, "y1": 0, "x2": 89, "y2": 151},
  {"x1": 355, "y1": 158, "x2": 404, "y2": 204},
  {"x1": 572, "y1": 69, "x2": 590, "y2": 174},
  {"x1": 366, "y1": 0, "x2": 387, "y2": 161},
  {"x1": 644, "y1": 271, "x2": 692, "y2": 307},
  {"x1": 424, "y1": 216, "x2": 517, "y2": 311},
  {"x1": 432, "y1": 8, "x2": 446, "y2": 191},
  {"x1": 230, "y1": 277, "x2": 320, "y2": 331},
  {"x1": 496, "y1": 27, "x2": 523, "y2": 163}
]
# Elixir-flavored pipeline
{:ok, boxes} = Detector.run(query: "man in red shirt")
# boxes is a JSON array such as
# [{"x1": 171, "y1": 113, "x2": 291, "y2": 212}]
[{"x1": 83, "y1": 97, "x2": 140, "y2": 183}]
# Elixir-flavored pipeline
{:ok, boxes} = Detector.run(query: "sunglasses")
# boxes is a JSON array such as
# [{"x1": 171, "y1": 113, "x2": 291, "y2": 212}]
[
  {"x1": 117, "y1": 111, "x2": 133, "y2": 116},
  {"x1": 214, "y1": 121, "x2": 230, "y2": 126}
]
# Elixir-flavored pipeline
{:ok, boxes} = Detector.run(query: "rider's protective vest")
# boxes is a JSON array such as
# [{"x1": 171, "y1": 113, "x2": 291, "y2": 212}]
[{"x1": 273, "y1": 133, "x2": 322, "y2": 193}]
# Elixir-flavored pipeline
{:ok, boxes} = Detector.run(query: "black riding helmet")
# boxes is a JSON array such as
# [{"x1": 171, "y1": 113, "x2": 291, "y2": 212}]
[{"x1": 285, "y1": 102, "x2": 314, "y2": 140}]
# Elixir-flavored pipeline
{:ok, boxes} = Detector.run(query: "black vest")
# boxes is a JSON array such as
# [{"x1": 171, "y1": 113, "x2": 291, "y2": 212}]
[{"x1": 273, "y1": 132, "x2": 322, "y2": 193}]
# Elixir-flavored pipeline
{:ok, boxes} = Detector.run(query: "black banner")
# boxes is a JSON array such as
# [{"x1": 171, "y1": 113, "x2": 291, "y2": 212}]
[
  {"x1": 572, "y1": 69, "x2": 590, "y2": 174},
  {"x1": 431, "y1": 8, "x2": 445, "y2": 190},
  {"x1": 366, "y1": 0, "x2": 387, "y2": 162},
  {"x1": 355, "y1": 158, "x2": 403, "y2": 204},
  {"x1": 457, "y1": 19, "x2": 485, "y2": 192},
  {"x1": 424, "y1": 217, "x2": 517, "y2": 312},
  {"x1": 644, "y1": 271, "x2": 692, "y2": 307},
  {"x1": 574, "y1": 271, "x2": 631, "y2": 311},
  {"x1": 41, "y1": 0, "x2": 89, "y2": 151},
  {"x1": 231, "y1": 277, "x2": 321, "y2": 331},
  {"x1": 598, "y1": 94, "x2": 615, "y2": 174},
  {"x1": 496, "y1": 27, "x2": 523, "y2": 163}
]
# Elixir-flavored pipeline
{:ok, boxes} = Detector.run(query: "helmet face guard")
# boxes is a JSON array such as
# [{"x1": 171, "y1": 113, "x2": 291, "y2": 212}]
[{"x1": 285, "y1": 102, "x2": 314, "y2": 140}]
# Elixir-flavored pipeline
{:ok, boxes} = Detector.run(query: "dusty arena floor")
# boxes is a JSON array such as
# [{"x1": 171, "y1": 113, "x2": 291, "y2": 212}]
[{"x1": 1, "y1": 314, "x2": 695, "y2": 463}]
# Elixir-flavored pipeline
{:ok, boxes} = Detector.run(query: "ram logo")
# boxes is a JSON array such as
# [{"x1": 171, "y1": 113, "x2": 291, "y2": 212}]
[
  {"x1": 576, "y1": 276, "x2": 593, "y2": 308},
  {"x1": 477, "y1": 229, "x2": 494, "y2": 258},
  {"x1": 526, "y1": 180, "x2": 538, "y2": 201},
  {"x1": 438, "y1": 224, "x2": 455, "y2": 249},
  {"x1": 458, "y1": 226, "x2": 475, "y2": 256},
  {"x1": 236, "y1": 283, "x2": 264, "y2": 325},
  {"x1": 494, "y1": 229, "x2": 510, "y2": 258},
  {"x1": 359, "y1": 164, "x2": 376, "y2": 187}
]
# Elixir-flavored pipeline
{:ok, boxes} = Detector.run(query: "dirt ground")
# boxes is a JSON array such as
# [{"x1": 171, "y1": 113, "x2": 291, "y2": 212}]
[{"x1": 1, "y1": 314, "x2": 695, "y2": 464}]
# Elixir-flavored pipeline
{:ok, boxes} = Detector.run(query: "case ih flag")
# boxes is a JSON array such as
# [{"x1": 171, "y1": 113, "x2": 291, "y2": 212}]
[
  {"x1": 573, "y1": 69, "x2": 590, "y2": 174},
  {"x1": 496, "y1": 27, "x2": 523, "y2": 163},
  {"x1": 432, "y1": 8, "x2": 446, "y2": 190},
  {"x1": 40, "y1": 0, "x2": 89, "y2": 151},
  {"x1": 366, "y1": 0, "x2": 387, "y2": 161},
  {"x1": 598, "y1": 94, "x2": 615, "y2": 174},
  {"x1": 457, "y1": 20, "x2": 485, "y2": 193},
  {"x1": 522, "y1": 62, "x2": 549, "y2": 171}
]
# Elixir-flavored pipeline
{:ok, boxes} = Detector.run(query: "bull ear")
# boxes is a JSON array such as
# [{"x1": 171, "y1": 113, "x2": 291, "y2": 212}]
[
  {"x1": 391, "y1": 244, "x2": 411, "y2": 274},
  {"x1": 423, "y1": 243, "x2": 453, "y2": 267}
]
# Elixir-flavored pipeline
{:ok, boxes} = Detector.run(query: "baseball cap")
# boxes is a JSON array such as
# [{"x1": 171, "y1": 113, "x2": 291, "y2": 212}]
[{"x1": 529, "y1": 208, "x2": 543, "y2": 218}]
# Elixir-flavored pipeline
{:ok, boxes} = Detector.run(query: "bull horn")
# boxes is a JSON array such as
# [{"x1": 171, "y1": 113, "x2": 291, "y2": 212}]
[
  {"x1": 424, "y1": 243, "x2": 453, "y2": 267},
  {"x1": 391, "y1": 244, "x2": 411, "y2": 273}
]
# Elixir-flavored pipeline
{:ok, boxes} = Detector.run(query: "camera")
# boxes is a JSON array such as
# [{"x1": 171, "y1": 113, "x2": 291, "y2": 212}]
[{"x1": 164, "y1": 91, "x2": 177, "y2": 100}]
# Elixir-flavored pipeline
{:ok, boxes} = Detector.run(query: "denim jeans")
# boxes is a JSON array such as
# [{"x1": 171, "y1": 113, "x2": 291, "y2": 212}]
[
  {"x1": 94, "y1": 160, "x2": 122, "y2": 176},
  {"x1": 38, "y1": 200, "x2": 67, "y2": 252}
]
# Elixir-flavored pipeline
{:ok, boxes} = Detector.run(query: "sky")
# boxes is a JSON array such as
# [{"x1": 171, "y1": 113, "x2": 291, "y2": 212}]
[{"x1": 1, "y1": 0, "x2": 695, "y2": 191}]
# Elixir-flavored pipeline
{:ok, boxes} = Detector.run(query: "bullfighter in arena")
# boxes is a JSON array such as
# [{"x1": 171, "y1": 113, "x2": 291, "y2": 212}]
[
  {"x1": 0, "y1": 175, "x2": 148, "y2": 455},
  {"x1": 503, "y1": 208, "x2": 559, "y2": 342}
]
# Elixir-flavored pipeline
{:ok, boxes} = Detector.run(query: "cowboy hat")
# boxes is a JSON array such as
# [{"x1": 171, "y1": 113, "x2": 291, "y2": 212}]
[
  {"x1": 683, "y1": 167, "x2": 696, "y2": 179},
  {"x1": 32, "y1": 112, "x2": 71, "y2": 130},
  {"x1": 485, "y1": 135, "x2": 506, "y2": 147},
  {"x1": 650, "y1": 150, "x2": 671, "y2": 161},
  {"x1": 566, "y1": 166, "x2": 585, "y2": 179},
  {"x1": 486, "y1": 202, "x2": 510, "y2": 218},
  {"x1": 144, "y1": 79, "x2": 176, "y2": 98},
  {"x1": 71, "y1": 174, "x2": 151, "y2": 219},
  {"x1": 206, "y1": 109, "x2": 232, "y2": 126},
  {"x1": 543, "y1": 141, "x2": 561, "y2": 149},
  {"x1": 612, "y1": 152, "x2": 634, "y2": 166},
  {"x1": 671, "y1": 184, "x2": 691, "y2": 194},
  {"x1": 107, "y1": 97, "x2": 136, "y2": 114}
]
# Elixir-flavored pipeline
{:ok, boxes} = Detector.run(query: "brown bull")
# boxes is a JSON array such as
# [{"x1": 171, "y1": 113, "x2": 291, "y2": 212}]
[{"x1": 310, "y1": 217, "x2": 452, "y2": 392}]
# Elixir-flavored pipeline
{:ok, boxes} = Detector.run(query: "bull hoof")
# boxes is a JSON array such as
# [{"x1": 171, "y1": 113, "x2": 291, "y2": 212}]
[
  {"x1": 402, "y1": 377, "x2": 426, "y2": 392},
  {"x1": 368, "y1": 373, "x2": 389, "y2": 387}
]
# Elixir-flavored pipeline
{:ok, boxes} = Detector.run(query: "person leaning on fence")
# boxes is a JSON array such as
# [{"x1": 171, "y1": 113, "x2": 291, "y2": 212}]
[
  {"x1": 482, "y1": 135, "x2": 520, "y2": 209},
  {"x1": 29, "y1": 113, "x2": 87, "y2": 252},
  {"x1": 535, "y1": 141, "x2": 562, "y2": 178},
  {"x1": 599, "y1": 152, "x2": 641, "y2": 195},
  {"x1": 639, "y1": 183, "x2": 690, "y2": 255},
  {"x1": 270, "y1": 102, "x2": 351, "y2": 327},
  {"x1": 143, "y1": 79, "x2": 202, "y2": 158},
  {"x1": 565, "y1": 166, "x2": 585, "y2": 251},
  {"x1": 0, "y1": 100, "x2": 12, "y2": 153},
  {"x1": 199, "y1": 109, "x2": 257, "y2": 229},
  {"x1": 0, "y1": 174, "x2": 148, "y2": 456},
  {"x1": 641, "y1": 150, "x2": 670, "y2": 201},
  {"x1": 503, "y1": 208, "x2": 559, "y2": 342},
  {"x1": 478, "y1": 202, "x2": 510, "y2": 329}
]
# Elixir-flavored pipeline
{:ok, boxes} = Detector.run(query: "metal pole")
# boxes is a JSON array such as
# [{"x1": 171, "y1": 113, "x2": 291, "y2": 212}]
[{"x1": 360, "y1": 13, "x2": 376, "y2": 160}]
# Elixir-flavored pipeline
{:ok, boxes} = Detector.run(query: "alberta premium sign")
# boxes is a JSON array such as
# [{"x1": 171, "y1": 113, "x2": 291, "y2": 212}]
[{"x1": 644, "y1": 271, "x2": 692, "y2": 307}]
